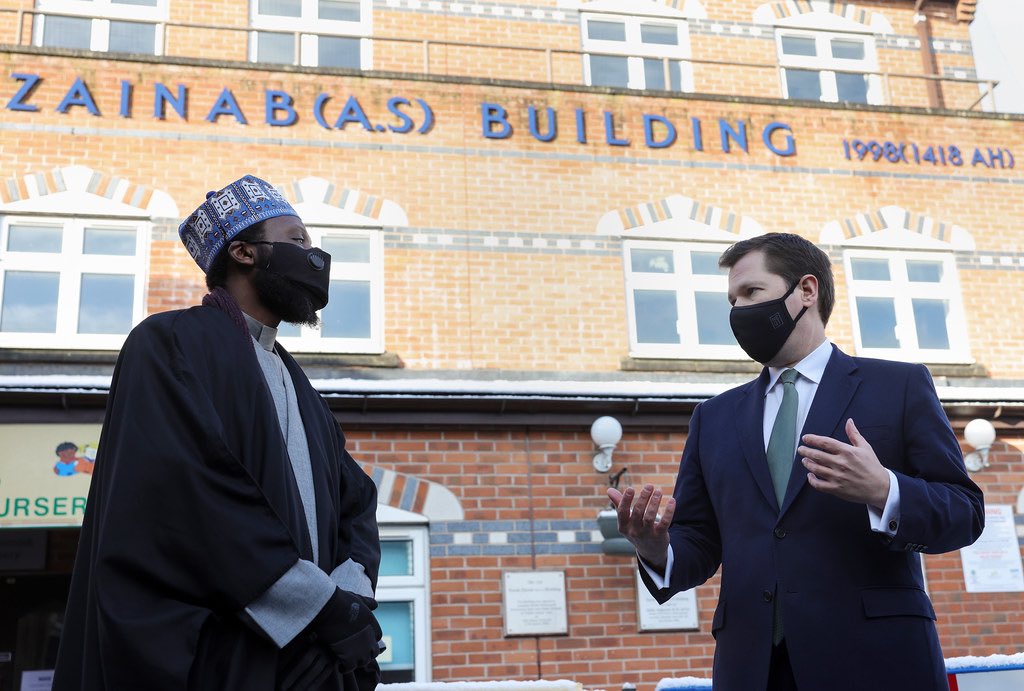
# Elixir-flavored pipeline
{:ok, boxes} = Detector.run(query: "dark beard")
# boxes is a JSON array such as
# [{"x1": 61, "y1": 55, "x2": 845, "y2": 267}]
[{"x1": 252, "y1": 268, "x2": 321, "y2": 328}]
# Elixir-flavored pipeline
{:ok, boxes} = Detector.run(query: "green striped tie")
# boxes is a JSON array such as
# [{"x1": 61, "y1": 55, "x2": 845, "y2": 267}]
[{"x1": 766, "y1": 368, "x2": 799, "y2": 645}]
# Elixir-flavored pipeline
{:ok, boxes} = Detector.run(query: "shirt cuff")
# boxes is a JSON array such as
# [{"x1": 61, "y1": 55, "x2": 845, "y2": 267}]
[
  {"x1": 244, "y1": 559, "x2": 336, "y2": 648},
  {"x1": 867, "y1": 469, "x2": 901, "y2": 536},
  {"x1": 638, "y1": 546, "x2": 674, "y2": 590},
  {"x1": 330, "y1": 558, "x2": 374, "y2": 598}
]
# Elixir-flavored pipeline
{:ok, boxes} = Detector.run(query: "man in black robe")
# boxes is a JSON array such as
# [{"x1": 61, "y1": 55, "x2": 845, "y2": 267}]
[{"x1": 54, "y1": 175, "x2": 384, "y2": 690}]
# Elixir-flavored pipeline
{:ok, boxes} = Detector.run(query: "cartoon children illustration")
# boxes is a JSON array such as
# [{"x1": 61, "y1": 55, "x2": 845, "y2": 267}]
[{"x1": 54, "y1": 442, "x2": 82, "y2": 476}]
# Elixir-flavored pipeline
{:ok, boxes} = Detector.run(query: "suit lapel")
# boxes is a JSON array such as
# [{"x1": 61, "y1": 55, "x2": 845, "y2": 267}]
[
  {"x1": 780, "y1": 345, "x2": 861, "y2": 515},
  {"x1": 735, "y1": 369, "x2": 779, "y2": 511}
]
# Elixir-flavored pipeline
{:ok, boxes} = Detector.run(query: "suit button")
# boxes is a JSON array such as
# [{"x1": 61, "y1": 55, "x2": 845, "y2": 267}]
[
  {"x1": 888, "y1": 520, "x2": 898, "y2": 532},
  {"x1": 774, "y1": 527, "x2": 787, "y2": 539},
  {"x1": 762, "y1": 590, "x2": 773, "y2": 603}
]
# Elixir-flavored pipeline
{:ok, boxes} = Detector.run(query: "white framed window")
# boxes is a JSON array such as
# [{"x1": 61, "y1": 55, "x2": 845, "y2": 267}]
[
  {"x1": 581, "y1": 12, "x2": 693, "y2": 92},
  {"x1": 843, "y1": 249, "x2": 970, "y2": 363},
  {"x1": 33, "y1": 0, "x2": 167, "y2": 55},
  {"x1": 776, "y1": 28, "x2": 881, "y2": 104},
  {"x1": 624, "y1": 240, "x2": 743, "y2": 359},
  {"x1": 275, "y1": 226, "x2": 384, "y2": 353},
  {"x1": 375, "y1": 525, "x2": 430, "y2": 684},
  {"x1": 0, "y1": 216, "x2": 148, "y2": 350},
  {"x1": 249, "y1": 0, "x2": 372, "y2": 68}
]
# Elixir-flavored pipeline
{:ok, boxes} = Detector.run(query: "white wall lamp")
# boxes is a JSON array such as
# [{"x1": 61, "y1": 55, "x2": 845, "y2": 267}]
[
  {"x1": 590, "y1": 416, "x2": 623, "y2": 473},
  {"x1": 963, "y1": 418, "x2": 997, "y2": 472}
]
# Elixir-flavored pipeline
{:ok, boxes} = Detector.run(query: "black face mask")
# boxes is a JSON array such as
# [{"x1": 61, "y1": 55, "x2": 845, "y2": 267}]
[
  {"x1": 251, "y1": 241, "x2": 332, "y2": 311},
  {"x1": 729, "y1": 281, "x2": 808, "y2": 365}
]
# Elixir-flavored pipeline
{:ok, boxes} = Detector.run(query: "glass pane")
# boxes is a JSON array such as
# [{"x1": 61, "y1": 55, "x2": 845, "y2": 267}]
[
  {"x1": 320, "y1": 0, "x2": 360, "y2": 21},
  {"x1": 113, "y1": 0, "x2": 158, "y2": 6},
  {"x1": 831, "y1": 39, "x2": 865, "y2": 60},
  {"x1": 256, "y1": 32, "x2": 295, "y2": 64},
  {"x1": 836, "y1": 72, "x2": 869, "y2": 104},
  {"x1": 641, "y1": 23, "x2": 677, "y2": 45},
  {"x1": 906, "y1": 261, "x2": 944, "y2": 283},
  {"x1": 321, "y1": 280, "x2": 370, "y2": 338},
  {"x1": 108, "y1": 21, "x2": 156, "y2": 55},
  {"x1": 78, "y1": 274, "x2": 134, "y2": 335},
  {"x1": 630, "y1": 249, "x2": 673, "y2": 274},
  {"x1": 42, "y1": 15, "x2": 92, "y2": 50},
  {"x1": 784, "y1": 69, "x2": 822, "y2": 101},
  {"x1": 84, "y1": 228, "x2": 137, "y2": 256},
  {"x1": 2, "y1": 272, "x2": 59, "y2": 332},
  {"x1": 781, "y1": 35, "x2": 816, "y2": 56},
  {"x1": 850, "y1": 257, "x2": 890, "y2": 281},
  {"x1": 690, "y1": 251, "x2": 723, "y2": 276},
  {"x1": 589, "y1": 55, "x2": 629, "y2": 88},
  {"x1": 856, "y1": 297, "x2": 899, "y2": 348},
  {"x1": 277, "y1": 322, "x2": 300, "y2": 337},
  {"x1": 258, "y1": 0, "x2": 301, "y2": 17},
  {"x1": 694, "y1": 292, "x2": 736, "y2": 346},
  {"x1": 377, "y1": 601, "x2": 414, "y2": 670},
  {"x1": 7, "y1": 225, "x2": 62, "y2": 253},
  {"x1": 380, "y1": 540, "x2": 413, "y2": 576},
  {"x1": 642, "y1": 58, "x2": 682, "y2": 91},
  {"x1": 319, "y1": 36, "x2": 361, "y2": 69},
  {"x1": 587, "y1": 20, "x2": 626, "y2": 42},
  {"x1": 912, "y1": 299, "x2": 950, "y2": 349},
  {"x1": 634, "y1": 290, "x2": 678, "y2": 344},
  {"x1": 322, "y1": 237, "x2": 370, "y2": 263}
]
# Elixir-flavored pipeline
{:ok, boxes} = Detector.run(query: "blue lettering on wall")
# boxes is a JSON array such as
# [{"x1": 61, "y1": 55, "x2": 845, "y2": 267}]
[
  {"x1": 154, "y1": 83, "x2": 187, "y2": 120},
  {"x1": 719, "y1": 119, "x2": 747, "y2": 153},
  {"x1": 333, "y1": 95, "x2": 373, "y2": 131},
  {"x1": 266, "y1": 90, "x2": 297, "y2": 127},
  {"x1": 762, "y1": 122, "x2": 796, "y2": 157},
  {"x1": 528, "y1": 105, "x2": 557, "y2": 142},
  {"x1": 691, "y1": 116, "x2": 703, "y2": 152},
  {"x1": 604, "y1": 111, "x2": 629, "y2": 146},
  {"x1": 6, "y1": 73, "x2": 41, "y2": 112},
  {"x1": 206, "y1": 88, "x2": 246, "y2": 124},
  {"x1": 387, "y1": 97, "x2": 415, "y2": 133},
  {"x1": 575, "y1": 108, "x2": 587, "y2": 144},
  {"x1": 482, "y1": 102, "x2": 512, "y2": 139},
  {"x1": 414, "y1": 98, "x2": 433, "y2": 134},
  {"x1": 56, "y1": 77, "x2": 100, "y2": 116},
  {"x1": 119, "y1": 80, "x2": 132, "y2": 118},
  {"x1": 643, "y1": 114, "x2": 676, "y2": 149}
]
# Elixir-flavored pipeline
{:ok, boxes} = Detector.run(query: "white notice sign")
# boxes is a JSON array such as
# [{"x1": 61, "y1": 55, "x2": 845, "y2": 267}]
[
  {"x1": 636, "y1": 571, "x2": 699, "y2": 631},
  {"x1": 960, "y1": 504, "x2": 1024, "y2": 593},
  {"x1": 502, "y1": 570, "x2": 568, "y2": 636}
]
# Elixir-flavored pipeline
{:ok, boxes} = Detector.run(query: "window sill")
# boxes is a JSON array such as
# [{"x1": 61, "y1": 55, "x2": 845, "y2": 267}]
[
  {"x1": 291, "y1": 351, "x2": 403, "y2": 368},
  {"x1": 621, "y1": 356, "x2": 761, "y2": 374}
]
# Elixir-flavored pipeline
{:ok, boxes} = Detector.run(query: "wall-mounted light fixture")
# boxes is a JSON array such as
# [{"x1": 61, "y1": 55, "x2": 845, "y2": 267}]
[
  {"x1": 963, "y1": 418, "x2": 996, "y2": 472},
  {"x1": 590, "y1": 416, "x2": 623, "y2": 473}
]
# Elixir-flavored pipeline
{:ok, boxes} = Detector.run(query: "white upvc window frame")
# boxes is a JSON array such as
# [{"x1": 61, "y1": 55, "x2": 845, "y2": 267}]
[
  {"x1": 275, "y1": 225, "x2": 384, "y2": 354},
  {"x1": 375, "y1": 525, "x2": 430, "y2": 684},
  {"x1": 249, "y1": 0, "x2": 373, "y2": 68},
  {"x1": 623, "y1": 239, "x2": 744, "y2": 360},
  {"x1": 33, "y1": 0, "x2": 167, "y2": 55},
  {"x1": 775, "y1": 27, "x2": 882, "y2": 105},
  {"x1": 843, "y1": 248, "x2": 971, "y2": 364},
  {"x1": 580, "y1": 12, "x2": 694, "y2": 92},
  {"x1": 0, "y1": 214, "x2": 149, "y2": 350}
]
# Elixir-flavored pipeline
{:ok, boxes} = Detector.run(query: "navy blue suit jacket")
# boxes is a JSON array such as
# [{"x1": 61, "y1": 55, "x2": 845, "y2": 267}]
[{"x1": 641, "y1": 346, "x2": 984, "y2": 691}]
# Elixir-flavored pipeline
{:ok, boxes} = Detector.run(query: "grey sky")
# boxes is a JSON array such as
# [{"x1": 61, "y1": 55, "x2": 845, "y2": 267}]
[{"x1": 970, "y1": 0, "x2": 1024, "y2": 113}]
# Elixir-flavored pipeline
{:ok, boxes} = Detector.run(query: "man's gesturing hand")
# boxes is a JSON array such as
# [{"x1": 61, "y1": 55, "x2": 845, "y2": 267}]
[
  {"x1": 799, "y1": 418, "x2": 890, "y2": 510},
  {"x1": 606, "y1": 484, "x2": 675, "y2": 571}
]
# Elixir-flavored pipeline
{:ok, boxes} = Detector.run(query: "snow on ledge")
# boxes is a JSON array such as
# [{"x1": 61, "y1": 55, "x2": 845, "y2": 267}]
[
  {"x1": 655, "y1": 678, "x2": 712, "y2": 690},
  {"x1": 946, "y1": 652, "x2": 1024, "y2": 673},
  {"x1": 381, "y1": 682, "x2": 581, "y2": 691}
]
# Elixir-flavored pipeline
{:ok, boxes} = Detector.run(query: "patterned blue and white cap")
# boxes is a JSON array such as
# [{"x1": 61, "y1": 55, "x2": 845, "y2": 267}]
[{"x1": 178, "y1": 175, "x2": 297, "y2": 273}]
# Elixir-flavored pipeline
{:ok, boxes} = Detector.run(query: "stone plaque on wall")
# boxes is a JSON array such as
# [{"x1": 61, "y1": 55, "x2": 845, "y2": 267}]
[
  {"x1": 502, "y1": 570, "x2": 568, "y2": 636},
  {"x1": 636, "y1": 571, "x2": 700, "y2": 631}
]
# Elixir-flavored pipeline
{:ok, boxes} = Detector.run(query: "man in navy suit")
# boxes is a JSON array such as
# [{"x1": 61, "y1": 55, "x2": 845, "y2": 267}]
[{"x1": 610, "y1": 233, "x2": 983, "y2": 691}]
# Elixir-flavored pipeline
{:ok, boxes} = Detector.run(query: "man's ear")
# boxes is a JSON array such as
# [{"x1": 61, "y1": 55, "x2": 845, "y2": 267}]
[
  {"x1": 798, "y1": 274, "x2": 818, "y2": 307},
  {"x1": 225, "y1": 240, "x2": 258, "y2": 268}
]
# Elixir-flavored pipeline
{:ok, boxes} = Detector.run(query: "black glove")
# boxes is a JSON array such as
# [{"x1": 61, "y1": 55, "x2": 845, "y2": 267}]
[
  {"x1": 310, "y1": 588, "x2": 383, "y2": 674},
  {"x1": 277, "y1": 634, "x2": 337, "y2": 691}
]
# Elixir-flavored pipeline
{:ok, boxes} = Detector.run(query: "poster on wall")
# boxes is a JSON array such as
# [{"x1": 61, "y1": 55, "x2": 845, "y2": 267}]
[
  {"x1": 960, "y1": 504, "x2": 1024, "y2": 593},
  {"x1": 0, "y1": 424, "x2": 102, "y2": 528},
  {"x1": 635, "y1": 571, "x2": 700, "y2": 631},
  {"x1": 502, "y1": 570, "x2": 568, "y2": 636}
]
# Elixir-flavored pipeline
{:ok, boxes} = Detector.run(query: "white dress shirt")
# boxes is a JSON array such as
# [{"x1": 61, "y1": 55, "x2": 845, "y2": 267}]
[{"x1": 642, "y1": 339, "x2": 901, "y2": 587}]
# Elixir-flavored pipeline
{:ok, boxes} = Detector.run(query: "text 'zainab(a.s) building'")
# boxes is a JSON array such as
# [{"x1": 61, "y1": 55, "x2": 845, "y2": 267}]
[{"x1": 0, "y1": 0, "x2": 1022, "y2": 688}]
